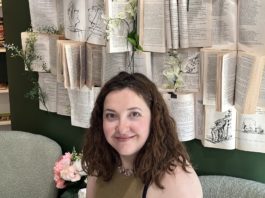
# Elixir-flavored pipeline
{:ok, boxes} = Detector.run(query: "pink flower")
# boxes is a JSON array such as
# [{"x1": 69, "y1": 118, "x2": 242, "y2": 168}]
[
  {"x1": 60, "y1": 165, "x2": 81, "y2": 182},
  {"x1": 55, "y1": 178, "x2": 66, "y2": 189}
]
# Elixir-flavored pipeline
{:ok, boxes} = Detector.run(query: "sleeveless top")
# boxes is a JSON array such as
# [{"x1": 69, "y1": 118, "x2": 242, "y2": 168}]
[{"x1": 94, "y1": 169, "x2": 147, "y2": 198}]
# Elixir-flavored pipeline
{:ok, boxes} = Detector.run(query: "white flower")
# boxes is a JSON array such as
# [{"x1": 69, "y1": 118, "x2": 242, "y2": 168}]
[
  {"x1": 60, "y1": 165, "x2": 81, "y2": 182},
  {"x1": 73, "y1": 159, "x2": 87, "y2": 176},
  {"x1": 162, "y1": 52, "x2": 183, "y2": 89},
  {"x1": 116, "y1": 12, "x2": 127, "y2": 20}
]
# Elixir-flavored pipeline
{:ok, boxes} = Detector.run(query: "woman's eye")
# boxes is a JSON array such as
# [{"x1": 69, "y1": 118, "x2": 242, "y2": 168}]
[
  {"x1": 129, "y1": 112, "x2": 141, "y2": 118},
  {"x1": 105, "y1": 113, "x2": 117, "y2": 120}
]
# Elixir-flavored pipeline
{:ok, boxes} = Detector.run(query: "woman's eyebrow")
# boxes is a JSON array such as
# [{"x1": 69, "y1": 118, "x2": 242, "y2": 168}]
[
  {"x1": 127, "y1": 107, "x2": 142, "y2": 111},
  {"x1": 103, "y1": 109, "x2": 115, "y2": 112}
]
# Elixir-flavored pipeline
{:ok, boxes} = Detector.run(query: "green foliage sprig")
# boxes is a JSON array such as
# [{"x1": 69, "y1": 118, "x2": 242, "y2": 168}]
[
  {"x1": 4, "y1": 29, "x2": 49, "y2": 110},
  {"x1": 4, "y1": 30, "x2": 48, "y2": 72},
  {"x1": 37, "y1": 25, "x2": 64, "y2": 35}
]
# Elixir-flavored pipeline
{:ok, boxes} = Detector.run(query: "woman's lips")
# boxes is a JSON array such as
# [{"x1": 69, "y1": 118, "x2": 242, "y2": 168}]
[{"x1": 115, "y1": 135, "x2": 135, "y2": 142}]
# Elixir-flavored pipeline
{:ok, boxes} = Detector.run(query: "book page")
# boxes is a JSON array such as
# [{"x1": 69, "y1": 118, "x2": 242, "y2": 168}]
[
  {"x1": 211, "y1": 0, "x2": 237, "y2": 49},
  {"x1": 138, "y1": 0, "x2": 166, "y2": 52},
  {"x1": 56, "y1": 40, "x2": 76, "y2": 83},
  {"x1": 216, "y1": 51, "x2": 237, "y2": 112},
  {"x1": 130, "y1": 51, "x2": 152, "y2": 80},
  {"x1": 178, "y1": 48, "x2": 200, "y2": 93},
  {"x1": 195, "y1": 91, "x2": 205, "y2": 140},
  {"x1": 101, "y1": 49, "x2": 128, "y2": 84},
  {"x1": 202, "y1": 49, "x2": 218, "y2": 105},
  {"x1": 169, "y1": 93, "x2": 195, "y2": 141},
  {"x1": 86, "y1": 43, "x2": 103, "y2": 87},
  {"x1": 68, "y1": 87, "x2": 94, "y2": 128},
  {"x1": 105, "y1": 0, "x2": 132, "y2": 53},
  {"x1": 38, "y1": 73, "x2": 57, "y2": 112},
  {"x1": 28, "y1": 0, "x2": 63, "y2": 31},
  {"x1": 151, "y1": 52, "x2": 168, "y2": 88},
  {"x1": 165, "y1": 0, "x2": 173, "y2": 49},
  {"x1": 186, "y1": 0, "x2": 212, "y2": 48},
  {"x1": 203, "y1": 105, "x2": 236, "y2": 150},
  {"x1": 235, "y1": 52, "x2": 265, "y2": 114},
  {"x1": 169, "y1": 0, "x2": 178, "y2": 49},
  {"x1": 86, "y1": 0, "x2": 106, "y2": 45},
  {"x1": 236, "y1": 107, "x2": 265, "y2": 153},
  {"x1": 258, "y1": 67, "x2": 265, "y2": 107},
  {"x1": 64, "y1": 42, "x2": 86, "y2": 89},
  {"x1": 178, "y1": 0, "x2": 189, "y2": 48},
  {"x1": 49, "y1": 34, "x2": 61, "y2": 76},
  {"x1": 56, "y1": 82, "x2": 71, "y2": 116},
  {"x1": 238, "y1": 0, "x2": 265, "y2": 55},
  {"x1": 21, "y1": 32, "x2": 52, "y2": 72},
  {"x1": 64, "y1": 0, "x2": 87, "y2": 42}
]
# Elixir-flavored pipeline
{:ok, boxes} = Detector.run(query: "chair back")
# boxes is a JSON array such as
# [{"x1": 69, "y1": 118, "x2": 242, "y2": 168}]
[
  {"x1": 199, "y1": 175, "x2": 265, "y2": 198},
  {"x1": 0, "y1": 131, "x2": 62, "y2": 198}
]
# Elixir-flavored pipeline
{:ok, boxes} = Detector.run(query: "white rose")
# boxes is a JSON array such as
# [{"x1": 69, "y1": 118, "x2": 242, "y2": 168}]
[
  {"x1": 60, "y1": 165, "x2": 81, "y2": 182},
  {"x1": 73, "y1": 159, "x2": 87, "y2": 176}
]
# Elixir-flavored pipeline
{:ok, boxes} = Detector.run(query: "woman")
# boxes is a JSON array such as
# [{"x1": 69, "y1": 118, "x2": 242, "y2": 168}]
[{"x1": 82, "y1": 72, "x2": 202, "y2": 198}]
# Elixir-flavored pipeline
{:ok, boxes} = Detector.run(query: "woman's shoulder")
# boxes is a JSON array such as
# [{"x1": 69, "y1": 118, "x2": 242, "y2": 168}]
[{"x1": 147, "y1": 165, "x2": 203, "y2": 198}]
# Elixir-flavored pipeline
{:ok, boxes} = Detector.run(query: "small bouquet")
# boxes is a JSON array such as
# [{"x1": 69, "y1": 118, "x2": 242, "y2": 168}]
[{"x1": 54, "y1": 148, "x2": 87, "y2": 198}]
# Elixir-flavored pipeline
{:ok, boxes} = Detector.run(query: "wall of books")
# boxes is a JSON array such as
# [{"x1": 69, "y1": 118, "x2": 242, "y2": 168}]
[{"x1": 24, "y1": 0, "x2": 265, "y2": 153}]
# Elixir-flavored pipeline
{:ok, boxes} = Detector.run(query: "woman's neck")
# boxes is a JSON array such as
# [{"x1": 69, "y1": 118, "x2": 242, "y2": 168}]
[{"x1": 120, "y1": 155, "x2": 135, "y2": 169}]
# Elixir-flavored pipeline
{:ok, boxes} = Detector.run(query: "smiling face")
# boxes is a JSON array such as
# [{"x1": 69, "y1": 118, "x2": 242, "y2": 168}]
[{"x1": 103, "y1": 88, "x2": 151, "y2": 164}]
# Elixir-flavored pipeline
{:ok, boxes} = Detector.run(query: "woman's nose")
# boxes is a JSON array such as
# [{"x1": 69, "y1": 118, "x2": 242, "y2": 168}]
[{"x1": 116, "y1": 118, "x2": 129, "y2": 134}]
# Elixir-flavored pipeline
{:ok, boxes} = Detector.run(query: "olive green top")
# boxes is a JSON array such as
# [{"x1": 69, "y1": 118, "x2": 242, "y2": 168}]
[{"x1": 95, "y1": 169, "x2": 144, "y2": 198}]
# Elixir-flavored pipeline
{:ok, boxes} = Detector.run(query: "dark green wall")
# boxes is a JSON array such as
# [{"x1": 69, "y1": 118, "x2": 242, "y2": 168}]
[
  {"x1": 2, "y1": 0, "x2": 85, "y2": 152},
  {"x1": 185, "y1": 140, "x2": 265, "y2": 183},
  {"x1": 3, "y1": 0, "x2": 265, "y2": 183}
]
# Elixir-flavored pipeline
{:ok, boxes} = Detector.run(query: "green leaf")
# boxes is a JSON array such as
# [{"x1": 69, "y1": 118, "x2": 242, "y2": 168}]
[
  {"x1": 127, "y1": 37, "x2": 137, "y2": 47},
  {"x1": 136, "y1": 45, "x2": 143, "y2": 51},
  {"x1": 128, "y1": 29, "x2": 136, "y2": 38}
]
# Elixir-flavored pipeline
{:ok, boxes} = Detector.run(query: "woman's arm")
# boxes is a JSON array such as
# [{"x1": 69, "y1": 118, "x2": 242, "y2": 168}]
[
  {"x1": 147, "y1": 165, "x2": 203, "y2": 198},
  {"x1": 86, "y1": 176, "x2": 97, "y2": 198}
]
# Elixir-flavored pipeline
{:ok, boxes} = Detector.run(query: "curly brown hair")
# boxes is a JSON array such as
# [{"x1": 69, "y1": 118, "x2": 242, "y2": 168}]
[{"x1": 82, "y1": 72, "x2": 190, "y2": 189}]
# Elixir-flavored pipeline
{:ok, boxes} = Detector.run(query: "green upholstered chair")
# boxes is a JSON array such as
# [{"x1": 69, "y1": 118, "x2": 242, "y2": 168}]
[
  {"x1": 0, "y1": 131, "x2": 62, "y2": 198},
  {"x1": 199, "y1": 175, "x2": 265, "y2": 198}
]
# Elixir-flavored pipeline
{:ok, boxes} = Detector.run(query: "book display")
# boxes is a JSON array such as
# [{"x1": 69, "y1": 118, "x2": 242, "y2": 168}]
[{"x1": 20, "y1": 0, "x2": 265, "y2": 153}]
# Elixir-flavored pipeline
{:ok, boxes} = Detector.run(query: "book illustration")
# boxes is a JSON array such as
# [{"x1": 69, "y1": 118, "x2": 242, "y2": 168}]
[
  {"x1": 208, "y1": 110, "x2": 232, "y2": 143},
  {"x1": 181, "y1": 52, "x2": 200, "y2": 74},
  {"x1": 86, "y1": 5, "x2": 105, "y2": 40},
  {"x1": 67, "y1": 1, "x2": 83, "y2": 33},
  {"x1": 241, "y1": 119, "x2": 264, "y2": 134}
]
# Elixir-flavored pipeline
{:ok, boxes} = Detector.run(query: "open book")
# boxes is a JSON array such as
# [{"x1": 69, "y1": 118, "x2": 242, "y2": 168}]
[
  {"x1": 28, "y1": 0, "x2": 63, "y2": 31},
  {"x1": 101, "y1": 49, "x2": 152, "y2": 84},
  {"x1": 57, "y1": 40, "x2": 103, "y2": 89},
  {"x1": 63, "y1": 0, "x2": 106, "y2": 45},
  {"x1": 152, "y1": 48, "x2": 201, "y2": 93},
  {"x1": 162, "y1": 92, "x2": 204, "y2": 142},
  {"x1": 138, "y1": 0, "x2": 212, "y2": 52},
  {"x1": 209, "y1": 0, "x2": 265, "y2": 55},
  {"x1": 68, "y1": 86, "x2": 100, "y2": 128},
  {"x1": 202, "y1": 48, "x2": 265, "y2": 114},
  {"x1": 105, "y1": 0, "x2": 133, "y2": 53},
  {"x1": 203, "y1": 105, "x2": 265, "y2": 153},
  {"x1": 38, "y1": 73, "x2": 71, "y2": 116},
  {"x1": 202, "y1": 48, "x2": 237, "y2": 112},
  {"x1": 21, "y1": 32, "x2": 61, "y2": 73},
  {"x1": 162, "y1": 91, "x2": 265, "y2": 154},
  {"x1": 38, "y1": 72, "x2": 102, "y2": 128}
]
